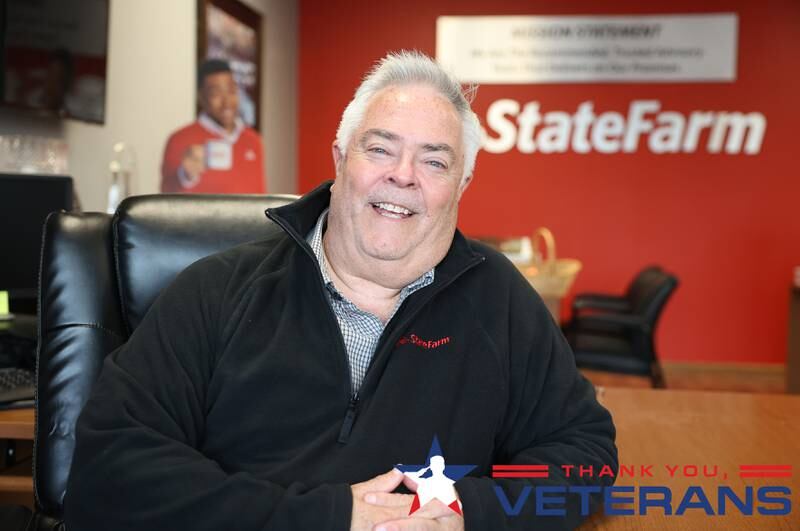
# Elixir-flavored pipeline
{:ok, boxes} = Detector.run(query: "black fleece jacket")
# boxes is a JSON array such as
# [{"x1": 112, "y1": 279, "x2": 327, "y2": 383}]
[{"x1": 65, "y1": 182, "x2": 617, "y2": 530}]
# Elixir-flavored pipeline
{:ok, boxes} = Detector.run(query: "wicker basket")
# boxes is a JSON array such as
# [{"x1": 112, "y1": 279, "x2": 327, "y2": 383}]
[{"x1": 517, "y1": 227, "x2": 582, "y2": 298}]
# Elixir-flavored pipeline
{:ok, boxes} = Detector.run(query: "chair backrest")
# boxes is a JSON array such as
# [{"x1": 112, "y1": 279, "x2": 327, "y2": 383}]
[
  {"x1": 629, "y1": 269, "x2": 679, "y2": 326},
  {"x1": 114, "y1": 194, "x2": 297, "y2": 333},
  {"x1": 624, "y1": 266, "x2": 663, "y2": 305},
  {"x1": 34, "y1": 193, "x2": 298, "y2": 528}
]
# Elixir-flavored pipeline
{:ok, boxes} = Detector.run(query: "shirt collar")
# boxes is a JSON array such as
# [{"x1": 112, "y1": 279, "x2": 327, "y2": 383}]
[{"x1": 198, "y1": 112, "x2": 245, "y2": 143}]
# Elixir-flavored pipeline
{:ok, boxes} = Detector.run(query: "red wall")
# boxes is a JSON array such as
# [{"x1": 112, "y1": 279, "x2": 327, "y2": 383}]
[{"x1": 298, "y1": 0, "x2": 800, "y2": 364}]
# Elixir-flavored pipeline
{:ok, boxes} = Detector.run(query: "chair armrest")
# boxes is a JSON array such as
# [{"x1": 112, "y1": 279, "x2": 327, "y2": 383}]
[{"x1": 572, "y1": 294, "x2": 631, "y2": 313}]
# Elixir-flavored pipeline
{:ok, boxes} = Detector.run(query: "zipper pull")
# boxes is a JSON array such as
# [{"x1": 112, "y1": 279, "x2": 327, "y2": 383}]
[{"x1": 337, "y1": 395, "x2": 359, "y2": 444}]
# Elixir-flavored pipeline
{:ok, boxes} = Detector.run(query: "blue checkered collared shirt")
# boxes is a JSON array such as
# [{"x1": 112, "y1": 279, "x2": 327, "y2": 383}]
[{"x1": 306, "y1": 209, "x2": 434, "y2": 394}]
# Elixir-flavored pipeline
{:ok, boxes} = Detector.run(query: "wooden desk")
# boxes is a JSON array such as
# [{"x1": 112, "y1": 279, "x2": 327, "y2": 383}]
[
  {"x1": 0, "y1": 407, "x2": 34, "y2": 441},
  {"x1": 0, "y1": 407, "x2": 34, "y2": 503},
  {"x1": 581, "y1": 388, "x2": 800, "y2": 529}
]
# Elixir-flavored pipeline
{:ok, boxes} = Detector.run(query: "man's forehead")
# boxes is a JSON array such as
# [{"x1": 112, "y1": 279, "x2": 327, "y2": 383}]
[
  {"x1": 203, "y1": 72, "x2": 235, "y2": 87},
  {"x1": 365, "y1": 85, "x2": 460, "y2": 126}
]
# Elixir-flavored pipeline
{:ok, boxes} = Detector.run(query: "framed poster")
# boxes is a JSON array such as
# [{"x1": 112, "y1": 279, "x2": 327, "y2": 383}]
[{"x1": 197, "y1": 0, "x2": 262, "y2": 130}]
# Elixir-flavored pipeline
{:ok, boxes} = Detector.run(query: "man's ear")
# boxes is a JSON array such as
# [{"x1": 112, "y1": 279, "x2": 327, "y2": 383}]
[
  {"x1": 456, "y1": 174, "x2": 473, "y2": 201},
  {"x1": 332, "y1": 141, "x2": 344, "y2": 175}
]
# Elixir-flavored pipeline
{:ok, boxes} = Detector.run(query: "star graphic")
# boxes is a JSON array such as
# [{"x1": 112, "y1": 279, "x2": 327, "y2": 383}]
[{"x1": 396, "y1": 436, "x2": 476, "y2": 515}]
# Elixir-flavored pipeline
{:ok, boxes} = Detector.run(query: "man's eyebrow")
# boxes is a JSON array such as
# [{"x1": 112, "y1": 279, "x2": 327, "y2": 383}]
[
  {"x1": 359, "y1": 129, "x2": 400, "y2": 144},
  {"x1": 421, "y1": 143, "x2": 456, "y2": 160}
]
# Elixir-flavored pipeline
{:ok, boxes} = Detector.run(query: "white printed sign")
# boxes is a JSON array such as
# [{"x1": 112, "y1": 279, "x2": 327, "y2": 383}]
[{"x1": 436, "y1": 14, "x2": 738, "y2": 83}]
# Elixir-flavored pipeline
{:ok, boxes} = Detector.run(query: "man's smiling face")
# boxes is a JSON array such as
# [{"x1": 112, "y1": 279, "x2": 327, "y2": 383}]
[{"x1": 329, "y1": 84, "x2": 469, "y2": 269}]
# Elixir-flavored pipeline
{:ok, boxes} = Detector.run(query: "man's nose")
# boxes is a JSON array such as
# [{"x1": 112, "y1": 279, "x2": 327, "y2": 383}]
[{"x1": 387, "y1": 153, "x2": 417, "y2": 187}]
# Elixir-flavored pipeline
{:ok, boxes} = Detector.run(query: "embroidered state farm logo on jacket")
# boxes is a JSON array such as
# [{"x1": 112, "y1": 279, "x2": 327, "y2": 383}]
[{"x1": 396, "y1": 334, "x2": 452, "y2": 349}]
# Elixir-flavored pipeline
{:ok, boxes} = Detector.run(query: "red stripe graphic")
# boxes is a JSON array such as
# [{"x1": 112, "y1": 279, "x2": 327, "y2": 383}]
[
  {"x1": 492, "y1": 472, "x2": 550, "y2": 478},
  {"x1": 739, "y1": 464, "x2": 792, "y2": 478},
  {"x1": 492, "y1": 464, "x2": 550, "y2": 478},
  {"x1": 492, "y1": 465, "x2": 549, "y2": 470}
]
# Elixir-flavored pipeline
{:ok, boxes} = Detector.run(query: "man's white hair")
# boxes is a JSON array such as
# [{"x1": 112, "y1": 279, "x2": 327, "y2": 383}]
[{"x1": 335, "y1": 50, "x2": 481, "y2": 183}]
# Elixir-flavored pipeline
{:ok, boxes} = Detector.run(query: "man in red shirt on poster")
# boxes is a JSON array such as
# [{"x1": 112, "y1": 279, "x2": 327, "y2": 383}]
[{"x1": 161, "y1": 59, "x2": 265, "y2": 194}]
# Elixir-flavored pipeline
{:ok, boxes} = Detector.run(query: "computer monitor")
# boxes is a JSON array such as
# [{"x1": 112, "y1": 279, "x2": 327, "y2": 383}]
[{"x1": 0, "y1": 174, "x2": 73, "y2": 315}]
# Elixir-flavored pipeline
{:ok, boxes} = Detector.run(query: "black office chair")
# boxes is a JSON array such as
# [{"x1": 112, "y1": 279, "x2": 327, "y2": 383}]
[
  {"x1": 570, "y1": 265, "x2": 663, "y2": 316},
  {"x1": 564, "y1": 268, "x2": 678, "y2": 388},
  {"x1": 0, "y1": 193, "x2": 297, "y2": 531}
]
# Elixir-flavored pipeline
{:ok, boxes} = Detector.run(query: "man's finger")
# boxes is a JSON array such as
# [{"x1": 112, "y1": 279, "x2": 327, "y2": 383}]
[
  {"x1": 376, "y1": 514, "x2": 464, "y2": 531},
  {"x1": 401, "y1": 474, "x2": 419, "y2": 492},
  {"x1": 374, "y1": 517, "x2": 437, "y2": 531},
  {"x1": 361, "y1": 468, "x2": 405, "y2": 493},
  {"x1": 364, "y1": 491, "x2": 415, "y2": 507},
  {"x1": 409, "y1": 499, "x2": 457, "y2": 519}
]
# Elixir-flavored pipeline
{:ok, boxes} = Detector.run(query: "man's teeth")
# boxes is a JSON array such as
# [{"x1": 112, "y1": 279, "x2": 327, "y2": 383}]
[{"x1": 374, "y1": 202, "x2": 412, "y2": 215}]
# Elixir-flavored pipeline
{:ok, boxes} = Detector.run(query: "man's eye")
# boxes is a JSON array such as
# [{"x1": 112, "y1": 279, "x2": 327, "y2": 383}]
[
  {"x1": 426, "y1": 159, "x2": 447, "y2": 170},
  {"x1": 368, "y1": 146, "x2": 389, "y2": 155}
]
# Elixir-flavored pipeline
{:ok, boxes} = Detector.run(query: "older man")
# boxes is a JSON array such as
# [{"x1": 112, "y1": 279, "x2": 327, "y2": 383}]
[{"x1": 65, "y1": 51, "x2": 616, "y2": 531}]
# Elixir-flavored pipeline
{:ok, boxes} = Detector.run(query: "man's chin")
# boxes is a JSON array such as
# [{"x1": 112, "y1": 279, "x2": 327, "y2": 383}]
[
  {"x1": 210, "y1": 115, "x2": 237, "y2": 130},
  {"x1": 363, "y1": 247, "x2": 411, "y2": 262},
  {"x1": 358, "y1": 237, "x2": 417, "y2": 263}
]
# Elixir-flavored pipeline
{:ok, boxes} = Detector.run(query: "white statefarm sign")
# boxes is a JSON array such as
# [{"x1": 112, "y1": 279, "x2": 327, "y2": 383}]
[
  {"x1": 437, "y1": 14, "x2": 738, "y2": 83},
  {"x1": 483, "y1": 99, "x2": 766, "y2": 155}
]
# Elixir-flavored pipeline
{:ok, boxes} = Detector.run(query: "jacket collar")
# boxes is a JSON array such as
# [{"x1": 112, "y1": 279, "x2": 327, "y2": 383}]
[{"x1": 265, "y1": 180, "x2": 485, "y2": 279}]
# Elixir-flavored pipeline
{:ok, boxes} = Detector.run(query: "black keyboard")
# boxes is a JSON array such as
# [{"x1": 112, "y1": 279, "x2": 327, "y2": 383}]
[
  {"x1": 0, "y1": 332, "x2": 36, "y2": 369},
  {"x1": 0, "y1": 367, "x2": 35, "y2": 406}
]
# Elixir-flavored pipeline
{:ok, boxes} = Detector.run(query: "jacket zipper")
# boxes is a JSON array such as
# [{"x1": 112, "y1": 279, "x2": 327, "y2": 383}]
[
  {"x1": 267, "y1": 207, "x2": 485, "y2": 444},
  {"x1": 338, "y1": 395, "x2": 360, "y2": 443},
  {"x1": 266, "y1": 209, "x2": 356, "y2": 400}
]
